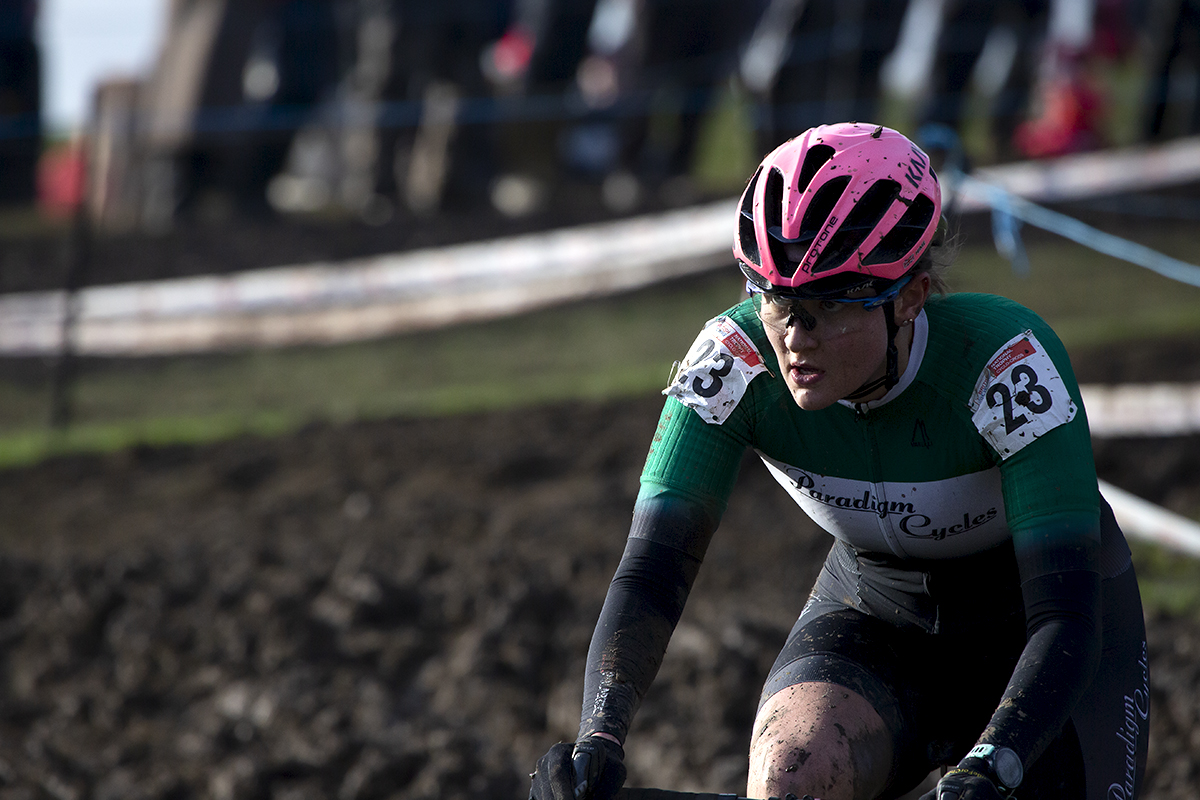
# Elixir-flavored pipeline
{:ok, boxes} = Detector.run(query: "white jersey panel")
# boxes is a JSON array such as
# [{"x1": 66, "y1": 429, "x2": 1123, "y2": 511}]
[{"x1": 757, "y1": 453, "x2": 1009, "y2": 559}]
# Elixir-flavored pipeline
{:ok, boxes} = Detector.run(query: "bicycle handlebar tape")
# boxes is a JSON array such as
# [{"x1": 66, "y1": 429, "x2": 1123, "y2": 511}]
[{"x1": 614, "y1": 790, "x2": 811, "y2": 800}]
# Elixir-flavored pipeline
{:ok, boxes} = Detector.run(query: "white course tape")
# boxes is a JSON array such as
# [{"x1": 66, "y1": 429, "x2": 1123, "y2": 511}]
[
  {"x1": 1100, "y1": 479, "x2": 1200, "y2": 559},
  {"x1": 0, "y1": 200, "x2": 736, "y2": 356},
  {"x1": 0, "y1": 136, "x2": 1198, "y2": 359},
  {"x1": 952, "y1": 135, "x2": 1200, "y2": 212},
  {"x1": 1081, "y1": 383, "x2": 1200, "y2": 437}
]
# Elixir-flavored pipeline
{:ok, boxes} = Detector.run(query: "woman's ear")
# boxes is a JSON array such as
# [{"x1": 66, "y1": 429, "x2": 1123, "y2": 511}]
[{"x1": 894, "y1": 273, "x2": 931, "y2": 325}]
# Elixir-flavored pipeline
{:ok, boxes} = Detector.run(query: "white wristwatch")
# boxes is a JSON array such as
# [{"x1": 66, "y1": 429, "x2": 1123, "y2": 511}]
[{"x1": 967, "y1": 743, "x2": 1024, "y2": 791}]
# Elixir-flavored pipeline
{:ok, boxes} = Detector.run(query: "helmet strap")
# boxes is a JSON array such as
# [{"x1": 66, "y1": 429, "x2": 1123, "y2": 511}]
[{"x1": 843, "y1": 301, "x2": 901, "y2": 403}]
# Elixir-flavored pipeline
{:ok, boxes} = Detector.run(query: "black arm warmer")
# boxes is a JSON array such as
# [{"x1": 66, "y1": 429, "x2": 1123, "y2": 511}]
[
  {"x1": 577, "y1": 496, "x2": 717, "y2": 742},
  {"x1": 981, "y1": 534, "x2": 1102, "y2": 764}
]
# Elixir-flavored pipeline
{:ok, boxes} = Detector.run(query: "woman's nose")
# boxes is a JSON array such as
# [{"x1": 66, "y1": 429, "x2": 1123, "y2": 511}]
[{"x1": 783, "y1": 319, "x2": 819, "y2": 351}]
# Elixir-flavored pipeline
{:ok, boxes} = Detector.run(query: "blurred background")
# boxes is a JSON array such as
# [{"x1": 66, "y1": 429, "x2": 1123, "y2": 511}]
[
  {"x1": 0, "y1": 1, "x2": 1199, "y2": 798},
  {"x1": 2, "y1": 0, "x2": 1200, "y2": 444},
  {"x1": 15, "y1": 0, "x2": 1185, "y2": 230}
]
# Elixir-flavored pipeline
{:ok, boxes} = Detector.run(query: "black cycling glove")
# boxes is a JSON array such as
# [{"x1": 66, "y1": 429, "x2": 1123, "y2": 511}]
[
  {"x1": 920, "y1": 764, "x2": 1004, "y2": 800},
  {"x1": 529, "y1": 737, "x2": 626, "y2": 800}
]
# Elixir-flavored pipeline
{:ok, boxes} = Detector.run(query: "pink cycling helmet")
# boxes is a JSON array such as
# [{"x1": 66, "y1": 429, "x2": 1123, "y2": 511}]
[{"x1": 734, "y1": 122, "x2": 942, "y2": 295}]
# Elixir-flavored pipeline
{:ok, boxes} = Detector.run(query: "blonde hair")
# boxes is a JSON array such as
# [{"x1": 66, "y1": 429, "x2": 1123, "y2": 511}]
[{"x1": 912, "y1": 222, "x2": 961, "y2": 295}]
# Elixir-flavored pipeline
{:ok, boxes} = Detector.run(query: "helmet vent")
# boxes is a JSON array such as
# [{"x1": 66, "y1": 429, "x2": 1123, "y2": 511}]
[
  {"x1": 862, "y1": 193, "x2": 936, "y2": 267},
  {"x1": 737, "y1": 167, "x2": 763, "y2": 266},
  {"x1": 797, "y1": 144, "x2": 835, "y2": 195},
  {"x1": 843, "y1": 179, "x2": 902, "y2": 235},
  {"x1": 767, "y1": 230, "x2": 796, "y2": 280},
  {"x1": 763, "y1": 168, "x2": 794, "y2": 278},
  {"x1": 810, "y1": 179, "x2": 902, "y2": 274},
  {"x1": 763, "y1": 168, "x2": 785, "y2": 232},
  {"x1": 794, "y1": 175, "x2": 850, "y2": 274}
]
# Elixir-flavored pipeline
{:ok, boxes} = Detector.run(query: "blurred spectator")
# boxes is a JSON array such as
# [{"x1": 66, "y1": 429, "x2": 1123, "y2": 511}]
[
  {"x1": 1093, "y1": 0, "x2": 1145, "y2": 59},
  {"x1": 1012, "y1": 58, "x2": 1105, "y2": 156},
  {"x1": 0, "y1": 0, "x2": 40, "y2": 207},
  {"x1": 603, "y1": 0, "x2": 765, "y2": 208},
  {"x1": 1015, "y1": 0, "x2": 1157, "y2": 158},
  {"x1": 489, "y1": 0, "x2": 762, "y2": 217},
  {"x1": 920, "y1": 0, "x2": 1051, "y2": 162},
  {"x1": 384, "y1": 0, "x2": 512, "y2": 215},
  {"x1": 485, "y1": 0, "x2": 600, "y2": 217},
  {"x1": 37, "y1": 138, "x2": 85, "y2": 219},
  {"x1": 1141, "y1": 0, "x2": 1200, "y2": 140},
  {"x1": 743, "y1": 0, "x2": 907, "y2": 153},
  {"x1": 1012, "y1": 0, "x2": 1118, "y2": 158},
  {"x1": 238, "y1": 0, "x2": 341, "y2": 214},
  {"x1": 141, "y1": 0, "x2": 341, "y2": 223}
]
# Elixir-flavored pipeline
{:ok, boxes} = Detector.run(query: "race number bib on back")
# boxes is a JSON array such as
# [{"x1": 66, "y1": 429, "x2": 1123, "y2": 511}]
[
  {"x1": 664, "y1": 316, "x2": 769, "y2": 424},
  {"x1": 969, "y1": 330, "x2": 1077, "y2": 458}
]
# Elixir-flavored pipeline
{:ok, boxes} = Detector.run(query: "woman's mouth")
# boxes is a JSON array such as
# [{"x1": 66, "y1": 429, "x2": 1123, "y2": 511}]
[{"x1": 789, "y1": 363, "x2": 823, "y2": 386}]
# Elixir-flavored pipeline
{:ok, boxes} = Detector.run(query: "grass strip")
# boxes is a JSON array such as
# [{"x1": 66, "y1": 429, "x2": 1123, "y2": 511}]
[{"x1": 0, "y1": 233, "x2": 1197, "y2": 467}]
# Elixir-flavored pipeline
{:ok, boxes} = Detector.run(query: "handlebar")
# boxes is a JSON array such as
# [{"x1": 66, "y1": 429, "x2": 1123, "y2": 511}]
[{"x1": 616, "y1": 790, "x2": 767, "y2": 800}]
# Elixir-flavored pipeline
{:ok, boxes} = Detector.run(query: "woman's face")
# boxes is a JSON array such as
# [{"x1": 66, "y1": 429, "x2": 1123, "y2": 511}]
[{"x1": 760, "y1": 275, "x2": 930, "y2": 411}]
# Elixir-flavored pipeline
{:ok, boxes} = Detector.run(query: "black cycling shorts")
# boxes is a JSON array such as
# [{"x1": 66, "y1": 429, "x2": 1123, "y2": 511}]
[{"x1": 760, "y1": 505, "x2": 1149, "y2": 800}]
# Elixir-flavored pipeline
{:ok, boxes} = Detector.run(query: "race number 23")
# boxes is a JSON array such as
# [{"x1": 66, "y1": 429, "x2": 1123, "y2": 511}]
[
  {"x1": 970, "y1": 331, "x2": 1076, "y2": 458},
  {"x1": 664, "y1": 315, "x2": 768, "y2": 424},
  {"x1": 986, "y1": 363, "x2": 1053, "y2": 434}
]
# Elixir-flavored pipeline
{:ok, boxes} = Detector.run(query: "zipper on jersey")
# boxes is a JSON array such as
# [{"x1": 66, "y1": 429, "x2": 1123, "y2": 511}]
[{"x1": 857, "y1": 409, "x2": 908, "y2": 558}]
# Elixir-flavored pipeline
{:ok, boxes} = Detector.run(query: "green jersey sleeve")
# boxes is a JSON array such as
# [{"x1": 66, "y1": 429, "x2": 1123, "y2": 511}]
[{"x1": 640, "y1": 305, "x2": 771, "y2": 522}]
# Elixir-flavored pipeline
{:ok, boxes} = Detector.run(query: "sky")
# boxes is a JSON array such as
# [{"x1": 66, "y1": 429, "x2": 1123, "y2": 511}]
[{"x1": 39, "y1": 0, "x2": 168, "y2": 134}]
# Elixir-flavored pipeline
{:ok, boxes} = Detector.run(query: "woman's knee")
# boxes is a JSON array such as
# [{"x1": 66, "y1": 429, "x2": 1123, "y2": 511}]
[{"x1": 747, "y1": 681, "x2": 894, "y2": 800}]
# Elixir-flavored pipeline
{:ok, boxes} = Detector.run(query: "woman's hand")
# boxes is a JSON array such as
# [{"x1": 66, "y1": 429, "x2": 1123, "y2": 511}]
[
  {"x1": 920, "y1": 766, "x2": 1004, "y2": 800},
  {"x1": 529, "y1": 736, "x2": 626, "y2": 800}
]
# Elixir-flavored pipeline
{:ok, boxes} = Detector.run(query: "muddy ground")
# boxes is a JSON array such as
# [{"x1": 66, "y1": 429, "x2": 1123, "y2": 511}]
[
  {"x1": 0, "y1": 191, "x2": 1197, "y2": 798},
  {"x1": 0, "y1": 319, "x2": 1195, "y2": 799}
]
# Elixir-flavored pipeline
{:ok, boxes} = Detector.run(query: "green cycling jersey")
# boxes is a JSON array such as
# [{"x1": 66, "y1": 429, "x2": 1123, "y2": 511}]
[{"x1": 644, "y1": 291, "x2": 1100, "y2": 561}]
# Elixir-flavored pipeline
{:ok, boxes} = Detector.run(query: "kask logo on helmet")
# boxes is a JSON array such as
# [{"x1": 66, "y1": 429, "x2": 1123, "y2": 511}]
[{"x1": 903, "y1": 144, "x2": 929, "y2": 191}]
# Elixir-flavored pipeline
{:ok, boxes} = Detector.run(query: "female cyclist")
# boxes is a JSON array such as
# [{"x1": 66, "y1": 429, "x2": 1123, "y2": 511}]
[{"x1": 529, "y1": 122, "x2": 1149, "y2": 800}]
